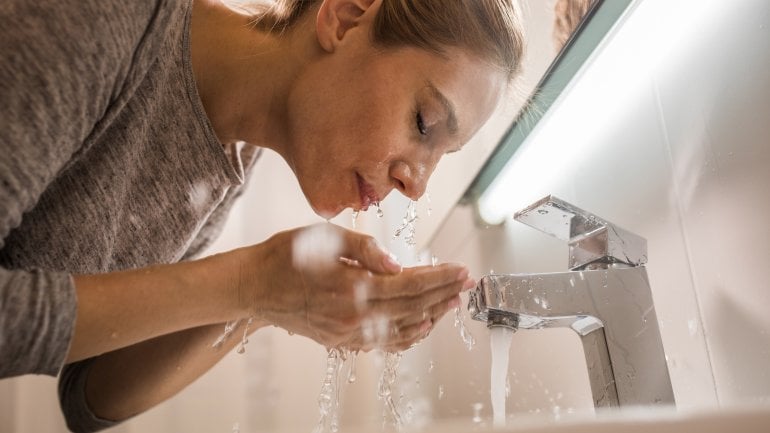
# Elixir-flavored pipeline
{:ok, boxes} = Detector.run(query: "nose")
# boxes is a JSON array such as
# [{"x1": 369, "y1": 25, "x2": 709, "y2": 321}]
[{"x1": 389, "y1": 160, "x2": 434, "y2": 201}]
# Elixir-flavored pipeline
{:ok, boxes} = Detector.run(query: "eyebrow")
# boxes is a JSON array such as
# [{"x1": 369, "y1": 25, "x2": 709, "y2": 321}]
[{"x1": 425, "y1": 81, "x2": 459, "y2": 136}]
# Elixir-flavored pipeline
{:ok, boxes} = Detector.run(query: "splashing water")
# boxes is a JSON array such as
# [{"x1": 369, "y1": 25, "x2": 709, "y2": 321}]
[
  {"x1": 313, "y1": 349, "x2": 347, "y2": 433},
  {"x1": 393, "y1": 201, "x2": 418, "y2": 246},
  {"x1": 453, "y1": 307, "x2": 476, "y2": 351},
  {"x1": 378, "y1": 352, "x2": 404, "y2": 429},
  {"x1": 236, "y1": 317, "x2": 254, "y2": 354},
  {"x1": 212, "y1": 319, "x2": 241, "y2": 349},
  {"x1": 490, "y1": 327, "x2": 515, "y2": 428}
]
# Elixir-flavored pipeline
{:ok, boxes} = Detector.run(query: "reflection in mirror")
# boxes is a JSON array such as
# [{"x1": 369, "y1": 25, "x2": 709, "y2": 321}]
[{"x1": 553, "y1": 0, "x2": 596, "y2": 52}]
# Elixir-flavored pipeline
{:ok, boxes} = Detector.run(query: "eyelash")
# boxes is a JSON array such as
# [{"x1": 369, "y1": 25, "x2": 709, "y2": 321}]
[{"x1": 416, "y1": 111, "x2": 428, "y2": 136}]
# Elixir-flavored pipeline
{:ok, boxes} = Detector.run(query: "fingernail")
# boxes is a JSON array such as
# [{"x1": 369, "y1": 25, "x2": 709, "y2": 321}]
[
  {"x1": 456, "y1": 268, "x2": 469, "y2": 281},
  {"x1": 383, "y1": 252, "x2": 402, "y2": 272},
  {"x1": 420, "y1": 319, "x2": 432, "y2": 334},
  {"x1": 462, "y1": 278, "x2": 476, "y2": 290}
]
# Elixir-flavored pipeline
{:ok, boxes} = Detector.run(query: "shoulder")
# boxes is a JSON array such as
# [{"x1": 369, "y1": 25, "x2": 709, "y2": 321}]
[{"x1": 0, "y1": 0, "x2": 188, "y2": 67}]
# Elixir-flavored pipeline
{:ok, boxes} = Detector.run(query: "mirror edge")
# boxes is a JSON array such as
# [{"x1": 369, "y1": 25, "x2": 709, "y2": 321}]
[{"x1": 460, "y1": 0, "x2": 635, "y2": 209}]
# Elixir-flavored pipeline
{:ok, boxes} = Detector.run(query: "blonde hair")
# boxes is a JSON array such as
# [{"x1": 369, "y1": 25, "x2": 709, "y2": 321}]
[{"x1": 240, "y1": 0, "x2": 526, "y2": 81}]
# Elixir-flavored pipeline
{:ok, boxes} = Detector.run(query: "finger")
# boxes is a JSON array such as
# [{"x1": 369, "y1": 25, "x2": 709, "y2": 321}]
[
  {"x1": 398, "y1": 293, "x2": 463, "y2": 328},
  {"x1": 338, "y1": 229, "x2": 402, "y2": 274},
  {"x1": 368, "y1": 263, "x2": 469, "y2": 299},
  {"x1": 383, "y1": 320, "x2": 434, "y2": 352},
  {"x1": 355, "y1": 319, "x2": 433, "y2": 352},
  {"x1": 367, "y1": 278, "x2": 470, "y2": 321}
]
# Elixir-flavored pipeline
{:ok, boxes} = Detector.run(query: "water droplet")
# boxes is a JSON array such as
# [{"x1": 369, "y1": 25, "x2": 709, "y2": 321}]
[
  {"x1": 454, "y1": 307, "x2": 476, "y2": 351},
  {"x1": 472, "y1": 402, "x2": 484, "y2": 423},
  {"x1": 392, "y1": 200, "x2": 418, "y2": 246},
  {"x1": 537, "y1": 209, "x2": 549, "y2": 215},
  {"x1": 347, "y1": 351, "x2": 358, "y2": 383},
  {"x1": 438, "y1": 385, "x2": 445, "y2": 400}
]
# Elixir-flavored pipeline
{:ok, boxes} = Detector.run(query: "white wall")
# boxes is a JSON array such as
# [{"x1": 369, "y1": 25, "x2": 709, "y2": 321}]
[{"x1": 429, "y1": 0, "x2": 770, "y2": 421}]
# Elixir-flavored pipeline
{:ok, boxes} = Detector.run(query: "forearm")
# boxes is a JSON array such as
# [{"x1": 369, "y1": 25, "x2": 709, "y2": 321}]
[
  {"x1": 67, "y1": 250, "x2": 249, "y2": 363},
  {"x1": 83, "y1": 319, "x2": 265, "y2": 422}
]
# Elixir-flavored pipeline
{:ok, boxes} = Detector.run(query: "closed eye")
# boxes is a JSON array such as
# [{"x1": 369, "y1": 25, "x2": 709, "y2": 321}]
[{"x1": 416, "y1": 111, "x2": 428, "y2": 136}]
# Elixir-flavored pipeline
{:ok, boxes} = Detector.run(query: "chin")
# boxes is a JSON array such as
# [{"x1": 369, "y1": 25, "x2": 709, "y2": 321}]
[{"x1": 309, "y1": 200, "x2": 344, "y2": 220}]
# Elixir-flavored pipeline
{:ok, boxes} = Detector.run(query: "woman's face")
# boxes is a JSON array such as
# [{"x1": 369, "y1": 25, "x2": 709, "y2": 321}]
[{"x1": 285, "y1": 35, "x2": 505, "y2": 218}]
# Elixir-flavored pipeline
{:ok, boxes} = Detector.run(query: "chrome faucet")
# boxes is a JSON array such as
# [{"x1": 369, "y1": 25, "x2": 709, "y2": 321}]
[{"x1": 469, "y1": 196, "x2": 675, "y2": 408}]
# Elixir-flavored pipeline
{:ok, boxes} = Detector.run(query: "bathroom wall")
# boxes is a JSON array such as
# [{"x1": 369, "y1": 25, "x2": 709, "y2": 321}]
[{"x1": 428, "y1": 0, "x2": 770, "y2": 422}]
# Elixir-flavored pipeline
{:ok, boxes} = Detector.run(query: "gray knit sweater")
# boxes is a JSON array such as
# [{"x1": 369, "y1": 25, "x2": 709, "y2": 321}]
[{"x1": 0, "y1": 0, "x2": 259, "y2": 431}]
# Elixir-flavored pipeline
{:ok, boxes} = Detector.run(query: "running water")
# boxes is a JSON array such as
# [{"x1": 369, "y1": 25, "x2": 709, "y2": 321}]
[
  {"x1": 351, "y1": 211, "x2": 360, "y2": 229},
  {"x1": 376, "y1": 202, "x2": 384, "y2": 218},
  {"x1": 393, "y1": 200, "x2": 418, "y2": 246},
  {"x1": 313, "y1": 349, "x2": 347, "y2": 433},
  {"x1": 377, "y1": 352, "x2": 404, "y2": 429},
  {"x1": 454, "y1": 307, "x2": 476, "y2": 351},
  {"x1": 236, "y1": 317, "x2": 254, "y2": 354},
  {"x1": 212, "y1": 319, "x2": 241, "y2": 349},
  {"x1": 490, "y1": 327, "x2": 515, "y2": 428}
]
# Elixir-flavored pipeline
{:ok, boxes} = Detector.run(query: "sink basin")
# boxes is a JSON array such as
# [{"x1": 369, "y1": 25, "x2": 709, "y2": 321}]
[{"x1": 401, "y1": 404, "x2": 770, "y2": 433}]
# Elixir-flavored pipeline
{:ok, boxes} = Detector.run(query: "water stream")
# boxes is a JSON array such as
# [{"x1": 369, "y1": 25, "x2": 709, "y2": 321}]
[
  {"x1": 313, "y1": 349, "x2": 347, "y2": 433},
  {"x1": 490, "y1": 326, "x2": 515, "y2": 428}
]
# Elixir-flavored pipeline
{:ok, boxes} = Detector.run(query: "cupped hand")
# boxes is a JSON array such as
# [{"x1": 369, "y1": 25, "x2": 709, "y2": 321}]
[{"x1": 239, "y1": 223, "x2": 474, "y2": 352}]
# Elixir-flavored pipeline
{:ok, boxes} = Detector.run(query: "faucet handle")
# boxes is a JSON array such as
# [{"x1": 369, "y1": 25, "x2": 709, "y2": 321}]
[{"x1": 514, "y1": 195, "x2": 647, "y2": 270}]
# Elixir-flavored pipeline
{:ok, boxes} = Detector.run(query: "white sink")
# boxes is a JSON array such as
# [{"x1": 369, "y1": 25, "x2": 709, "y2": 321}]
[{"x1": 357, "y1": 404, "x2": 770, "y2": 433}]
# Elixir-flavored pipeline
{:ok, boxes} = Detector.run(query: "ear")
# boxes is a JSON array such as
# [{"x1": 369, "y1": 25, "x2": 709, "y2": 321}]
[{"x1": 316, "y1": 0, "x2": 380, "y2": 53}]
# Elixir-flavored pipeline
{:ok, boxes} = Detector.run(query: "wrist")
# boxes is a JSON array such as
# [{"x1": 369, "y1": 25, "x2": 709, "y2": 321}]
[{"x1": 206, "y1": 242, "x2": 271, "y2": 322}]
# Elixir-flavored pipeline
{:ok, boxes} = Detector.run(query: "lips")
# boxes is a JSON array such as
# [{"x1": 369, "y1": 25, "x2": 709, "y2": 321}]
[{"x1": 356, "y1": 173, "x2": 379, "y2": 211}]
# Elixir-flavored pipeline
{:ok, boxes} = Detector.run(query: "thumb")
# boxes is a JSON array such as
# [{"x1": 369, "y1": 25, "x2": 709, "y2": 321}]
[{"x1": 340, "y1": 230, "x2": 402, "y2": 274}]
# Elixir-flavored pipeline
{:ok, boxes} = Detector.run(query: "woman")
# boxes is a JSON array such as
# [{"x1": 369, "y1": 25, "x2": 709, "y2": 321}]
[{"x1": 0, "y1": 0, "x2": 524, "y2": 431}]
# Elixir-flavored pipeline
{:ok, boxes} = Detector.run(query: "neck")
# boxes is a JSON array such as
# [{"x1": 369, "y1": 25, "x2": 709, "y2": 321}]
[{"x1": 190, "y1": 0, "x2": 312, "y2": 154}]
